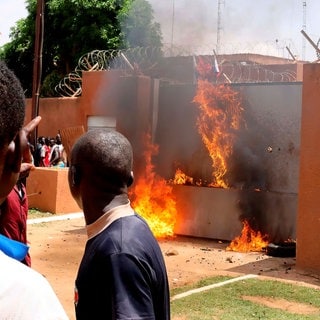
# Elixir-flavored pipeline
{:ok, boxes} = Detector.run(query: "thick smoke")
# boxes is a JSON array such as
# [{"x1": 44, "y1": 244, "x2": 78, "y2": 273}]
[
  {"x1": 148, "y1": 0, "x2": 314, "y2": 60},
  {"x1": 227, "y1": 97, "x2": 294, "y2": 243}
]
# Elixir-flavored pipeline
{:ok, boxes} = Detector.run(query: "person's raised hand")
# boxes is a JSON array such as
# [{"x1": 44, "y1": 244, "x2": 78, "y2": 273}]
[{"x1": 19, "y1": 116, "x2": 42, "y2": 176}]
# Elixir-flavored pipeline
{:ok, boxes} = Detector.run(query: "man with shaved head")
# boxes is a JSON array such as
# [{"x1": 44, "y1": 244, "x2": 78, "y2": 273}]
[{"x1": 69, "y1": 129, "x2": 170, "y2": 320}]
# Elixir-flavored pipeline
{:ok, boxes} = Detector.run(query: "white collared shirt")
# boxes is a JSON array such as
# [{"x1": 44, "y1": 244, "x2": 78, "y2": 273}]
[{"x1": 86, "y1": 202, "x2": 135, "y2": 240}]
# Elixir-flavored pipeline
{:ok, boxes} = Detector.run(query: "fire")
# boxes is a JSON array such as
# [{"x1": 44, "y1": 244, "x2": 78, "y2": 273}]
[
  {"x1": 192, "y1": 71, "x2": 269, "y2": 251},
  {"x1": 193, "y1": 80, "x2": 244, "y2": 188},
  {"x1": 195, "y1": 56, "x2": 217, "y2": 81},
  {"x1": 130, "y1": 133, "x2": 177, "y2": 238},
  {"x1": 226, "y1": 220, "x2": 269, "y2": 252},
  {"x1": 173, "y1": 169, "x2": 193, "y2": 185}
]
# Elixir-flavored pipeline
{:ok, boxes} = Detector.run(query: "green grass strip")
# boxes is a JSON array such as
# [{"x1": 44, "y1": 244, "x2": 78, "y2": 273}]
[{"x1": 171, "y1": 276, "x2": 320, "y2": 320}]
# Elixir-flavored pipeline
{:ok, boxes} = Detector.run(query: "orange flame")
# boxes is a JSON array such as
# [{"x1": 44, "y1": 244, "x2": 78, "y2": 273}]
[
  {"x1": 196, "y1": 56, "x2": 216, "y2": 80},
  {"x1": 193, "y1": 81, "x2": 244, "y2": 188},
  {"x1": 173, "y1": 169, "x2": 194, "y2": 185},
  {"x1": 130, "y1": 133, "x2": 177, "y2": 238},
  {"x1": 226, "y1": 220, "x2": 269, "y2": 252}
]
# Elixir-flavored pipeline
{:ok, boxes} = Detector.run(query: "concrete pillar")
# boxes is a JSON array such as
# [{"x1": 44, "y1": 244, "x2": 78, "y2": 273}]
[{"x1": 296, "y1": 63, "x2": 320, "y2": 273}]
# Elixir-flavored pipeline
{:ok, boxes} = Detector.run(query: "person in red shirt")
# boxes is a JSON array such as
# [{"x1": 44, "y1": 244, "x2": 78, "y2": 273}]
[
  {"x1": 0, "y1": 179, "x2": 31, "y2": 266},
  {"x1": 40, "y1": 137, "x2": 51, "y2": 167},
  {"x1": 0, "y1": 59, "x2": 68, "y2": 319}
]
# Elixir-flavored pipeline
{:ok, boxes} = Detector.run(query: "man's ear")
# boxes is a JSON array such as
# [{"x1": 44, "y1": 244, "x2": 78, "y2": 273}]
[
  {"x1": 5, "y1": 138, "x2": 21, "y2": 174},
  {"x1": 0, "y1": 139, "x2": 21, "y2": 205},
  {"x1": 70, "y1": 165, "x2": 81, "y2": 186},
  {"x1": 127, "y1": 171, "x2": 134, "y2": 187}
]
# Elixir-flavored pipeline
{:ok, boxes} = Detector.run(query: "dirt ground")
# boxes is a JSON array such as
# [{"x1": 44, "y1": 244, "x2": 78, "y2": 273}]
[{"x1": 27, "y1": 215, "x2": 320, "y2": 320}]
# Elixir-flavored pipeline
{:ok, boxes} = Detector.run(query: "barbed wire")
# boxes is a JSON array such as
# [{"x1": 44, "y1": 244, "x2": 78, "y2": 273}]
[
  {"x1": 55, "y1": 47, "x2": 164, "y2": 97},
  {"x1": 216, "y1": 61, "x2": 297, "y2": 84},
  {"x1": 161, "y1": 40, "x2": 302, "y2": 60},
  {"x1": 55, "y1": 45, "x2": 298, "y2": 97}
]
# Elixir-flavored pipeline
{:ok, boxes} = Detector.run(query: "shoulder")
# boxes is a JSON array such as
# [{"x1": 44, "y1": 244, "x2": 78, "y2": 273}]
[
  {"x1": 105, "y1": 215, "x2": 161, "y2": 255},
  {"x1": 88, "y1": 215, "x2": 151, "y2": 252},
  {"x1": 0, "y1": 251, "x2": 68, "y2": 319}
]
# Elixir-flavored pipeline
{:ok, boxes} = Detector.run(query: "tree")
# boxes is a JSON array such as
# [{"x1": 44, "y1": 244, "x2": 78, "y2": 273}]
[
  {"x1": 0, "y1": 0, "x2": 162, "y2": 97},
  {"x1": 0, "y1": 1, "x2": 37, "y2": 97},
  {"x1": 119, "y1": 0, "x2": 162, "y2": 48}
]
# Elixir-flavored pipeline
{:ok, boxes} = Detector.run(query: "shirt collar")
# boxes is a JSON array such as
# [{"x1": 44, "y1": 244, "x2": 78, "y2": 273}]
[{"x1": 86, "y1": 201, "x2": 134, "y2": 240}]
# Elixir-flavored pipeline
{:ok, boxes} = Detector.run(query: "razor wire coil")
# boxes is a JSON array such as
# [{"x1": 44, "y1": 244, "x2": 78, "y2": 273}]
[{"x1": 55, "y1": 46, "x2": 298, "y2": 97}]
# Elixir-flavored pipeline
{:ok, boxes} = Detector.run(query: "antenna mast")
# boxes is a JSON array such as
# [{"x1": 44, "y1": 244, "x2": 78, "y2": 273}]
[
  {"x1": 216, "y1": 0, "x2": 224, "y2": 54},
  {"x1": 170, "y1": 0, "x2": 175, "y2": 56},
  {"x1": 302, "y1": 1, "x2": 307, "y2": 60}
]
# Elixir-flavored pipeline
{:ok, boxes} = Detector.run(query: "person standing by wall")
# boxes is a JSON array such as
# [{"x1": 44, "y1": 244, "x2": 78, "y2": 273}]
[
  {"x1": 50, "y1": 134, "x2": 66, "y2": 167},
  {"x1": 40, "y1": 137, "x2": 51, "y2": 167},
  {"x1": 49, "y1": 137, "x2": 59, "y2": 166},
  {"x1": 34, "y1": 136, "x2": 45, "y2": 167},
  {"x1": 56, "y1": 133, "x2": 67, "y2": 166}
]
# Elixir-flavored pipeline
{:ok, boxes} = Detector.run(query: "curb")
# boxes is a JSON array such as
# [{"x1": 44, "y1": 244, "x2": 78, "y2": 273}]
[
  {"x1": 171, "y1": 274, "x2": 258, "y2": 301},
  {"x1": 27, "y1": 212, "x2": 83, "y2": 225}
]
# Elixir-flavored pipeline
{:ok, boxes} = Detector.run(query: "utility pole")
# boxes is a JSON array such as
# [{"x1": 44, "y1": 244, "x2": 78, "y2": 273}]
[
  {"x1": 216, "y1": 0, "x2": 224, "y2": 54},
  {"x1": 31, "y1": 0, "x2": 44, "y2": 146},
  {"x1": 170, "y1": 0, "x2": 175, "y2": 56},
  {"x1": 302, "y1": 1, "x2": 307, "y2": 60}
]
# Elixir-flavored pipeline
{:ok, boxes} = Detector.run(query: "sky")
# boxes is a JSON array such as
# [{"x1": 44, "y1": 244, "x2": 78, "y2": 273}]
[
  {"x1": 0, "y1": 0, "x2": 28, "y2": 45},
  {"x1": 0, "y1": 0, "x2": 319, "y2": 61}
]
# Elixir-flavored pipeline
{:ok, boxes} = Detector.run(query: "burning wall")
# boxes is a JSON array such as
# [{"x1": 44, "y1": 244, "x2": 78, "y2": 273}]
[
  {"x1": 26, "y1": 70, "x2": 302, "y2": 250},
  {"x1": 32, "y1": 69, "x2": 301, "y2": 248},
  {"x1": 154, "y1": 81, "x2": 301, "y2": 242}
]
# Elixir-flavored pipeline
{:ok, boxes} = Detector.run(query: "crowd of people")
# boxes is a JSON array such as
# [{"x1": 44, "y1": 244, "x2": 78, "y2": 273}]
[
  {"x1": 32, "y1": 134, "x2": 67, "y2": 168},
  {"x1": 0, "y1": 59, "x2": 170, "y2": 319}
]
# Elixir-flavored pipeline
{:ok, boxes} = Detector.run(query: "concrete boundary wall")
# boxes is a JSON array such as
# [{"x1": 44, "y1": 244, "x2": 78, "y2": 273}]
[
  {"x1": 27, "y1": 168, "x2": 81, "y2": 214},
  {"x1": 22, "y1": 67, "x2": 320, "y2": 274}
]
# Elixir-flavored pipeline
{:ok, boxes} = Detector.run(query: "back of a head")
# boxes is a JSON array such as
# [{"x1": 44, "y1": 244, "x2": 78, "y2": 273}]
[
  {"x1": 0, "y1": 61, "x2": 25, "y2": 149},
  {"x1": 71, "y1": 129, "x2": 133, "y2": 188}
]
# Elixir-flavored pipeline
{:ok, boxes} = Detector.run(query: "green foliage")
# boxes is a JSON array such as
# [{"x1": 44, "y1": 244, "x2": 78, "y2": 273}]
[
  {"x1": 171, "y1": 277, "x2": 320, "y2": 320},
  {"x1": 1, "y1": 0, "x2": 162, "y2": 97},
  {"x1": 41, "y1": 70, "x2": 64, "y2": 97},
  {"x1": 47, "y1": 0, "x2": 125, "y2": 68},
  {"x1": 119, "y1": 0, "x2": 162, "y2": 48}
]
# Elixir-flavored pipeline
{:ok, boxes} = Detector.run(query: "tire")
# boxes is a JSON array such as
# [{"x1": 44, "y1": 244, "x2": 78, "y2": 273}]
[{"x1": 266, "y1": 242, "x2": 296, "y2": 258}]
